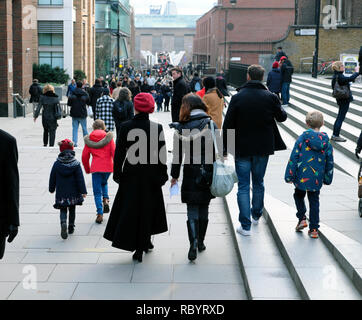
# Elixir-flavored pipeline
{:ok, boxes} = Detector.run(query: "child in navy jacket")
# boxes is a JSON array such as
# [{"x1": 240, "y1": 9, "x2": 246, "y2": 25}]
[
  {"x1": 284, "y1": 111, "x2": 334, "y2": 238},
  {"x1": 49, "y1": 139, "x2": 87, "y2": 239}
]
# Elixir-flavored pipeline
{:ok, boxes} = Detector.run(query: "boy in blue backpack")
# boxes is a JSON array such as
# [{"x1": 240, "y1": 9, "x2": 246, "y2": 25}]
[{"x1": 284, "y1": 111, "x2": 334, "y2": 238}]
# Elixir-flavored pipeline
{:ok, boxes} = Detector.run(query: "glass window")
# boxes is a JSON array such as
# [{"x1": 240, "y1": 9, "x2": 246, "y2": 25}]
[
  {"x1": 38, "y1": 33, "x2": 63, "y2": 46},
  {"x1": 52, "y1": 34, "x2": 63, "y2": 45},
  {"x1": 39, "y1": 52, "x2": 64, "y2": 69},
  {"x1": 38, "y1": 0, "x2": 63, "y2": 5}
]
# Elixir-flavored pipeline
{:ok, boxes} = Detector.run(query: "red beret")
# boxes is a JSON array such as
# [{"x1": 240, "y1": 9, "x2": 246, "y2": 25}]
[
  {"x1": 280, "y1": 56, "x2": 287, "y2": 61},
  {"x1": 58, "y1": 139, "x2": 74, "y2": 152},
  {"x1": 272, "y1": 61, "x2": 280, "y2": 69},
  {"x1": 134, "y1": 93, "x2": 155, "y2": 114}
]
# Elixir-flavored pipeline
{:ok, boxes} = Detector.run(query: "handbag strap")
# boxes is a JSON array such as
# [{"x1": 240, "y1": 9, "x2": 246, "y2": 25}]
[{"x1": 209, "y1": 120, "x2": 221, "y2": 159}]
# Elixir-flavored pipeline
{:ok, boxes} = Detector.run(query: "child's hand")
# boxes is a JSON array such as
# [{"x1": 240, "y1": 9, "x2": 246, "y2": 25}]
[{"x1": 82, "y1": 194, "x2": 87, "y2": 198}]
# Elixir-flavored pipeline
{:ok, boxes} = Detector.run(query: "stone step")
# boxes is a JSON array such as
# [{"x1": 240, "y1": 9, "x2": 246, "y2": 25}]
[
  {"x1": 263, "y1": 193, "x2": 362, "y2": 300},
  {"x1": 224, "y1": 183, "x2": 301, "y2": 300}
]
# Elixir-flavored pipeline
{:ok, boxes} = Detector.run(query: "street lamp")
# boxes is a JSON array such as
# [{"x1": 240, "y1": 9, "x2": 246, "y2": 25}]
[
  {"x1": 224, "y1": 0, "x2": 237, "y2": 71},
  {"x1": 312, "y1": 0, "x2": 321, "y2": 78},
  {"x1": 111, "y1": 2, "x2": 121, "y2": 76}
]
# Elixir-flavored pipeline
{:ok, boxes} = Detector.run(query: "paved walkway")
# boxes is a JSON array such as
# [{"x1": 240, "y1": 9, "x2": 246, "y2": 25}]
[{"x1": 0, "y1": 112, "x2": 247, "y2": 300}]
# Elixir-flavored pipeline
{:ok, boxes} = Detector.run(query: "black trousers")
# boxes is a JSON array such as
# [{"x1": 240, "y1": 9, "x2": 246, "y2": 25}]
[
  {"x1": 43, "y1": 127, "x2": 56, "y2": 147},
  {"x1": 60, "y1": 206, "x2": 76, "y2": 225}
]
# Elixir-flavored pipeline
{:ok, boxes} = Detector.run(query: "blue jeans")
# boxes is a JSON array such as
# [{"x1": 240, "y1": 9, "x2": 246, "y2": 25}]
[
  {"x1": 92, "y1": 173, "x2": 111, "y2": 215},
  {"x1": 72, "y1": 117, "x2": 88, "y2": 145},
  {"x1": 332, "y1": 101, "x2": 349, "y2": 137},
  {"x1": 293, "y1": 188, "x2": 320, "y2": 230},
  {"x1": 281, "y1": 82, "x2": 291, "y2": 105},
  {"x1": 235, "y1": 156, "x2": 269, "y2": 231}
]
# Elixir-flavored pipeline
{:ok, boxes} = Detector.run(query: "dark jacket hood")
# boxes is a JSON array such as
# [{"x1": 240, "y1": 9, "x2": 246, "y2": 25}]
[
  {"x1": 301, "y1": 130, "x2": 330, "y2": 152},
  {"x1": 56, "y1": 150, "x2": 80, "y2": 176},
  {"x1": 73, "y1": 87, "x2": 87, "y2": 97}
]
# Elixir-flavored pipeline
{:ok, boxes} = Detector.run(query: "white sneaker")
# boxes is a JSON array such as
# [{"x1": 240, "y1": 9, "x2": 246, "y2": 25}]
[
  {"x1": 252, "y1": 217, "x2": 259, "y2": 225},
  {"x1": 236, "y1": 226, "x2": 251, "y2": 236}
]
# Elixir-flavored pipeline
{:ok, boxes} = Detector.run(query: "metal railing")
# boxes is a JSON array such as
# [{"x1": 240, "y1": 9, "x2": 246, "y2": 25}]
[
  {"x1": 11, "y1": 93, "x2": 27, "y2": 118},
  {"x1": 300, "y1": 57, "x2": 324, "y2": 73}
]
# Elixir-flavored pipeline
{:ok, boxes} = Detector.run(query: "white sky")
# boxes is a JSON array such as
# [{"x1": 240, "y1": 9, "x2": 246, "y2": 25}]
[{"x1": 130, "y1": 0, "x2": 217, "y2": 15}]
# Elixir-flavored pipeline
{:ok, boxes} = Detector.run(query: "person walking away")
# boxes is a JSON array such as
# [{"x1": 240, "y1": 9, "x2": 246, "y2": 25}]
[
  {"x1": 171, "y1": 67, "x2": 190, "y2": 122},
  {"x1": 89, "y1": 79, "x2": 104, "y2": 119},
  {"x1": 170, "y1": 94, "x2": 221, "y2": 261},
  {"x1": 67, "y1": 81, "x2": 90, "y2": 147},
  {"x1": 280, "y1": 56, "x2": 294, "y2": 107},
  {"x1": 285, "y1": 111, "x2": 334, "y2": 239},
  {"x1": 202, "y1": 77, "x2": 224, "y2": 130},
  {"x1": 161, "y1": 82, "x2": 172, "y2": 112},
  {"x1": 29, "y1": 79, "x2": 42, "y2": 115},
  {"x1": 155, "y1": 91, "x2": 164, "y2": 112},
  {"x1": 66, "y1": 79, "x2": 76, "y2": 98},
  {"x1": 95, "y1": 88, "x2": 115, "y2": 132},
  {"x1": 274, "y1": 47, "x2": 287, "y2": 62},
  {"x1": 190, "y1": 73, "x2": 203, "y2": 93},
  {"x1": 122, "y1": 76, "x2": 130, "y2": 88},
  {"x1": 216, "y1": 73, "x2": 229, "y2": 97},
  {"x1": 112, "y1": 88, "x2": 134, "y2": 138},
  {"x1": 82, "y1": 120, "x2": 115, "y2": 224},
  {"x1": 196, "y1": 78, "x2": 207, "y2": 99},
  {"x1": 0, "y1": 130, "x2": 19, "y2": 259},
  {"x1": 49, "y1": 139, "x2": 87, "y2": 239},
  {"x1": 128, "y1": 80, "x2": 141, "y2": 101},
  {"x1": 267, "y1": 61, "x2": 282, "y2": 99},
  {"x1": 223, "y1": 65, "x2": 288, "y2": 236},
  {"x1": 331, "y1": 62, "x2": 360, "y2": 142},
  {"x1": 112, "y1": 81, "x2": 123, "y2": 100},
  {"x1": 110, "y1": 80, "x2": 116, "y2": 96},
  {"x1": 104, "y1": 93, "x2": 168, "y2": 263},
  {"x1": 141, "y1": 79, "x2": 151, "y2": 93},
  {"x1": 34, "y1": 84, "x2": 61, "y2": 147}
]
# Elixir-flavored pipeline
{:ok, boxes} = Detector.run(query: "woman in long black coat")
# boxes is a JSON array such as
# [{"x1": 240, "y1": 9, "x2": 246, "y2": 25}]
[
  {"x1": 34, "y1": 84, "x2": 60, "y2": 147},
  {"x1": 170, "y1": 94, "x2": 220, "y2": 261},
  {"x1": 104, "y1": 93, "x2": 168, "y2": 262}
]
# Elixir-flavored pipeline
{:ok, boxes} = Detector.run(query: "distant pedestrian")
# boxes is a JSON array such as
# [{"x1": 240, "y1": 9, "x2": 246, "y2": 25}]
[
  {"x1": 274, "y1": 47, "x2": 287, "y2": 62},
  {"x1": 110, "y1": 81, "x2": 117, "y2": 96},
  {"x1": 267, "y1": 61, "x2": 282, "y2": 99},
  {"x1": 67, "y1": 81, "x2": 90, "y2": 147},
  {"x1": 284, "y1": 111, "x2": 334, "y2": 239},
  {"x1": 95, "y1": 88, "x2": 115, "y2": 132},
  {"x1": 223, "y1": 65, "x2": 287, "y2": 236},
  {"x1": 170, "y1": 94, "x2": 221, "y2": 261},
  {"x1": 112, "y1": 81, "x2": 123, "y2": 100},
  {"x1": 141, "y1": 79, "x2": 151, "y2": 93},
  {"x1": 0, "y1": 129, "x2": 19, "y2": 259},
  {"x1": 216, "y1": 73, "x2": 229, "y2": 97},
  {"x1": 82, "y1": 120, "x2": 115, "y2": 224},
  {"x1": 89, "y1": 79, "x2": 104, "y2": 118},
  {"x1": 190, "y1": 72, "x2": 203, "y2": 93},
  {"x1": 34, "y1": 84, "x2": 61, "y2": 147},
  {"x1": 171, "y1": 67, "x2": 190, "y2": 122},
  {"x1": 280, "y1": 56, "x2": 294, "y2": 106},
  {"x1": 155, "y1": 91, "x2": 164, "y2": 112},
  {"x1": 161, "y1": 82, "x2": 172, "y2": 112},
  {"x1": 112, "y1": 87, "x2": 134, "y2": 138},
  {"x1": 104, "y1": 93, "x2": 168, "y2": 263},
  {"x1": 49, "y1": 139, "x2": 87, "y2": 239},
  {"x1": 66, "y1": 79, "x2": 76, "y2": 98},
  {"x1": 356, "y1": 130, "x2": 362, "y2": 159},
  {"x1": 331, "y1": 62, "x2": 360, "y2": 142},
  {"x1": 29, "y1": 79, "x2": 42, "y2": 115},
  {"x1": 202, "y1": 77, "x2": 224, "y2": 130},
  {"x1": 128, "y1": 80, "x2": 141, "y2": 101}
]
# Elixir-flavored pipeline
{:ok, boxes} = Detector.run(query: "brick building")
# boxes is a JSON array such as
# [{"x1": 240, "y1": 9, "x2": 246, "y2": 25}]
[
  {"x1": 193, "y1": 0, "x2": 295, "y2": 71},
  {"x1": 0, "y1": 0, "x2": 38, "y2": 117}
]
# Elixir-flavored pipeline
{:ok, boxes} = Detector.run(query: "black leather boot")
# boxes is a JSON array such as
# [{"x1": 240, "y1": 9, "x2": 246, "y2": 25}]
[
  {"x1": 198, "y1": 219, "x2": 209, "y2": 252},
  {"x1": 187, "y1": 220, "x2": 199, "y2": 261},
  {"x1": 0, "y1": 237, "x2": 6, "y2": 260},
  {"x1": 133, "y1": 250, "x2": 143, "y2": 263}
]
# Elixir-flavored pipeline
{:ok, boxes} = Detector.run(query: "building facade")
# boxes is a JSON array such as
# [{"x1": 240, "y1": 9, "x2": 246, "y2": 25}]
[
  {"x1": 95, "y1": 0, "x2": 131, "y2": 77},
  {"x1": 0, "y1": 0, "x2": 38, "y2": 117},
  {"x1": 193, "y1": 0, "x2": 295, "y2": 71}
]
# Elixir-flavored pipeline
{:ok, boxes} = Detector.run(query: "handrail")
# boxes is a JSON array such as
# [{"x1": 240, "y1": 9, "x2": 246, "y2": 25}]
[{"x1": 11, "y1": 93, "x2": 27, "y2": 118}]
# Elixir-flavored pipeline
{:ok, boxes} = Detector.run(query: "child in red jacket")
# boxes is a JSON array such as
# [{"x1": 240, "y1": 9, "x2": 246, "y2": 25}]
[{"x1": 82, "y1": 120, "x2": 116, "y2": 224}]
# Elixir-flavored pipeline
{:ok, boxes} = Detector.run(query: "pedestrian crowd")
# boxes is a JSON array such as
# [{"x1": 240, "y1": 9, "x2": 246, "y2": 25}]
[{"x1": 1, "y1": 58, "x2": 361, "y2": 264}]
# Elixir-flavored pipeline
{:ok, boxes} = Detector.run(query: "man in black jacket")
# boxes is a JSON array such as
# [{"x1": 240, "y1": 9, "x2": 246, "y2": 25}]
[
  {"x1": 67, "y1": 81, "x2": 90, "y2": 147},
  {"x1": 29, "y1": 79, "x2": 42, "y2": 115},
  {"x1": 274, "y1": 47, "x2": 287, "y2": 62},
  {"x1": 223, "y1": 64, "x2": 287, "y2": 236},
  {"x1": 89, "y1": 79, "x2": 104, "y2": 117},
  {"x1": 280, "y1": 56, "x2": 294, "y2": 106},
  {"x1": 0, "y1": 129, "x2": 19, "y2": 259},
  {"x1": 171, "y1": 67, "x2": 190, "y2": 122}
]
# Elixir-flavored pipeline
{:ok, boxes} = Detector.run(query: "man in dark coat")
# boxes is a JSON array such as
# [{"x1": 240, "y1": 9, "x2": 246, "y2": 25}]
[
  {"x1": 280, "y1": 56, "x2": 294, "y2": 106},
  {"x1": 67, "y1": 81, "x2": 90, "y2": 147},
  {"x1": 223, "y1": 64, "x2": 287, "y2": 236},
  {"x1": 89, "y1": 79, "x2": 104, "y2": 116},
  {"x1": 171, "y1": 67, "x2": 190, "y2": 122},
  {"x1": 274, "y1": 47, "x2": 287, "y2": 62},
  {"x1": 0, "y1": 130, "x2": 19, "y2": 259},
  {"x1": 29, "y1": 79, "x2": 42, "y2": 115},
  {"x1": 104, "y1": 93, "x2": 168, "y2": 263}
]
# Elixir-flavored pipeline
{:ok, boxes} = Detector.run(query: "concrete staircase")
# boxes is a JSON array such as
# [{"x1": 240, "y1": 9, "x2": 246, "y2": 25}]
[{"x1": 223, "y1": 78, "x2": 362, "y2": 300}]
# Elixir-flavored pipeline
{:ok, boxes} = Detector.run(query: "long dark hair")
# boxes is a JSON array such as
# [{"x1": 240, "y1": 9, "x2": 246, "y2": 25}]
[
  {"x1": 179, "y1": 93, "x2": 208, "y2": 122},
  {"x1": 203, "y1": 77, "x2": 223, "y2": 99}
]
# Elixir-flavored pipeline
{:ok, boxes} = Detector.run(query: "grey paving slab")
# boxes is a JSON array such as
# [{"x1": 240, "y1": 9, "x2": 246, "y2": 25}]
[
  {"x1": 21, "y1": 252, "x2": 100, "y2": 264},
  {"x1": 98, "y1": 253, "x2": 140, "y2": 265},
  {"x1": 0, "y1": 264, "x2": 55, "y2": 282},
  {"x1": 173, "y1": 264, "x2": 243, "y2": 284},
  {"x1": 0, "y1": 252, "x2": 27, "y2": 264},
  {"x1": 8, "y1": 282, "x2": 77, "y2": 300},
  {"x1": 132, "y1": 264, "x2": 173, "y2": 283},
  {"x1": 0, "y1": 283, "x2": 18, "y2": 300},
  {"x1": 72, "y1": 283, "x2": 173, "y2": 300},
  {"x1": 172, "y1": 247, "x2": 239, "y2": 265},
  {"x1": 48, "y1": 264, "x2": 134, "y2": 283},
  {"x1": 19, "y1": 224, "x2": 93, "y2": 236},
  {"x1": 171, "y1": 283, "x2": 246, "y2": 300}
]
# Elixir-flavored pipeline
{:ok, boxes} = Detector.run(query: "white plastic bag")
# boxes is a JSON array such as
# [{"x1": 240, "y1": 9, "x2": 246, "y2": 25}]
[{"x1": 87, "y1": 106, "x2": 93, "y2": 118}]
